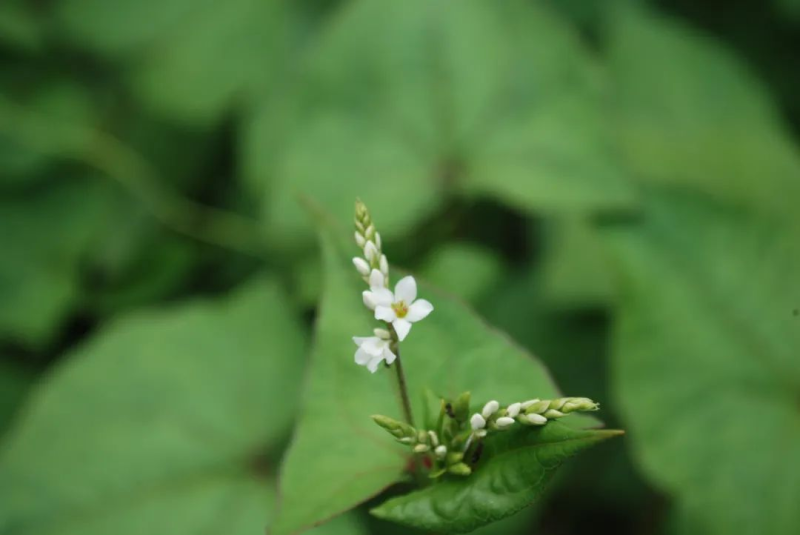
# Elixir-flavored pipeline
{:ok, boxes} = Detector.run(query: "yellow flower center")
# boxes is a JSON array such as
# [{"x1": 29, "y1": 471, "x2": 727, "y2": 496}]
[{"x1": 392, "y1": 301, "x2": 409, "y2": 318}]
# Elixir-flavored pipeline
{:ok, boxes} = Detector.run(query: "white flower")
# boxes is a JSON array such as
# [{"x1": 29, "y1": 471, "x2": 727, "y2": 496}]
[
  {"x1": 362, "y1": 269, "x2": 390, "y2": 310},
  {"x1": 352, "y1": 257, "x2": 370, "y2": 277},
  {"x1": 353, "y1": 330, "x2": 397, "y2": 373},
  {"x1": 371, "y1": 275, "x2": 433, "y2": 341}
]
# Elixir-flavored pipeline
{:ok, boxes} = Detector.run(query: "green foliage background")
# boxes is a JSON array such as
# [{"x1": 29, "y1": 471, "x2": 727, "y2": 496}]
[{"x1": 1, "y1": 0, "x2": 799, "y2": 534}]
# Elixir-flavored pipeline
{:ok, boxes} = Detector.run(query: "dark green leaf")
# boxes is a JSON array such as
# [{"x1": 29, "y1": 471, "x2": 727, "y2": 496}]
[{"x1": 372, "y1": 423, "x2": 621, "y2": 533}]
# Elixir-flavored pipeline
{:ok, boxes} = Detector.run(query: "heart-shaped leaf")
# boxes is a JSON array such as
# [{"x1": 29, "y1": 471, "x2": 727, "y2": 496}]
[
  {"x1": 606, "y1": 192, "x2": 800, "y2": 535},
  {"x1": 272, "y1": 210, "x2": 606, "y2": 534},
  {"x1": 0, "y1": 277, "x2": 363, "y2": 535},
  {"x1": 371, "y1": 422, "x2": 621, "y2": 533}
]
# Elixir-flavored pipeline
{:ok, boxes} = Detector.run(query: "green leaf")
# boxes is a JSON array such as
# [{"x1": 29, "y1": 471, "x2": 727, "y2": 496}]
[
  {"x1": 273, "y1": 211, "x2": 602, "y2": 535},
  {"x1": 243, "y1": 0, "x2": 634, "y2": 252},
  {"x1": 0, "y1": 360, "x2": 35, "y2": 438},
  {"x1": 56, "y1": 0, "x2": 296, "y2": 124},
  {"x1": 0, "y1": 178, "x2": 112, "y2": 347},
  {"x1": 419, "y1": 243, "x2": 505, "y2": 304},
  {"x1": 0, "y1": 277, "x2": 330, "y2": 535},
  {"x1": 607, "y1": 5, "x2": 800, "y2": 215},
  {"x1": 372, "y1": 423, "x2": 621, "y2": 533},
  {"x1": 606, "y1": 192, "x2": 800, "y2": 535}
]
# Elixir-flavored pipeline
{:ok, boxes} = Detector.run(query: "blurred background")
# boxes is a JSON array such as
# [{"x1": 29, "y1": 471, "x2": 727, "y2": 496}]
[{"x1": 1, "y1": 0, "x2": 799, "y2": 534}]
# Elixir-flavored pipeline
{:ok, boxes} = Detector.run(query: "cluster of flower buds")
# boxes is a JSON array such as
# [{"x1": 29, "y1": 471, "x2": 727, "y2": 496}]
[
  {"x1": 351, "y1": 200, "x2": 434, "y2": 372},
  {"x1": 353, "y1": 199, "x2": 389, "y2": 285},
  {"x1": 372, "y1": 392, "x2": 600, "y2": 478}
]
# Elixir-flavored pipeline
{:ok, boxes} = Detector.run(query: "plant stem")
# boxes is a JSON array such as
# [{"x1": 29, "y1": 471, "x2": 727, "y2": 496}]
[{"x1": 392, "y1": 344, "x2": 415, "y2": 428}]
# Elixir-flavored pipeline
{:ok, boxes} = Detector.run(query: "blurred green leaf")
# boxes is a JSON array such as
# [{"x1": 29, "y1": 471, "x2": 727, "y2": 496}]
[
  {"x1": 607, "y1": 5, "x2": 800, "y2": 215},
  {"x1": 0, "y1": 277, "x2": 322, "y2": 534},
  {"x1": 0, "y1": 360, "x2": 35, "y2": 437},
  {"x1": 607, "y1": 192, "x2": 800, "y2": 535},
  {"x1": 57, "y1": 0, "x2": 294, "y2": 124},
  {"x1": 273, "y1": 210, "x2": 599, "y2": 535},
  {"x1": 371, "y1": 423, "x2": 620, "y2": 533},
  {"x1": 419, "y1": 242, "x2": 505, "y2": 304},
  {"x1": 540, "y1": 216, "x2": 617, "y2": 309},
  {"x1": 243, "y1": 0, "x2": 633, "y2": 253},
  {"x1": 0, "y1": 178, "x2": 111, "y2": 347},
  {"x1": 0, "y1": 1, "x2": 44, "y2": 53}
]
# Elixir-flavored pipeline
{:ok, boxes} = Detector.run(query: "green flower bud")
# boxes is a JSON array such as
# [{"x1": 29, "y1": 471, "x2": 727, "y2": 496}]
[
  {"x1": 446, "y1": 452, "x2": 465, "y2": 466},
  {"x1": 371, "y1": 415, "x2": 416, "y2": 439},
  {"x1": 523, "y1": 400, "x2": 550, "y2": 415},
  {"x1": 448, "y1": 463, "x2": 473, "y2": 476},
  {"x1": 452, "y1": 391, "x2": 471, "y2": 423}
]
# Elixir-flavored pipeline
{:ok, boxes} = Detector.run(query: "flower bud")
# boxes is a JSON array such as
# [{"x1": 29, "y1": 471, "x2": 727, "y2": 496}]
[
  {"x1": 413, "y1": 444, "x2": 430, "y2": 453},
  {"x1": 526, "y1": 413, "x2": 547, "y2": 425},
  {"x1": 520, "y1": 398, "x2": 541, "y2": 409},
  {"x1": 355, "y1": 231, "x2": 366, "y2": 248},
  {"x1": 470, "y1": 413, "x2": 486, "y2": 430},
  {"x1": 373, "y1": 328, "x2": 391, "y2": 340},
  {"x1": 375, "y1": 232, "x2": 382, "y2": 250},
  {"x1": 523, "y1": 400, "x2": 550, "y2": 414},
  {"x1": 371, "y1": 415, "x2": 416, "y2": 439},
  {"x1": 453, "y1": 391, "x2": 471, "y2": 422},
  {"x1": 448, "y1": 463, "x2": 472, "y2": 476},
  {"x1": 446, "y1": 452, "x2": 465, "y2": 465},
  {"x1": 352, "y1": 257, "x2": 370, "y2": 276},
  {"x1": 544, "y1": 409, "x2": 565, "y2": 419},
  {"x1": 365, "y1": 224, "x2": 376, "y2": 241},
  {"x1": 506, "y1": 402, "x2": 521, "y2": 418},
  {"x1": 380, "y1": 254, "x2": 389, "y2": 278},
  {"x1": 482, "y1": 400, "x2": 500, "y2": 419},
  {"x1": 435, "y1": 445, "x2": 447, "y2": 459},
  {"x1": 496, "y1": 417, "x2": 515, "y2": 429},
  {"x1": 364, "y1": 241, "x2": 379, "y2": 263},
  {"x1": 362, "y1": 291, "x2": 378, "y2": 310},
  {"x1": 428, "y1": 431, "x2": 439, "y2": 447}
]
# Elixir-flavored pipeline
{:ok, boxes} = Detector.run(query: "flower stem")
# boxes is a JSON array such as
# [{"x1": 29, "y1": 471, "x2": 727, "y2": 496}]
[{"x1": 392, "y1": 345, "x2": 416, "y2": 428}]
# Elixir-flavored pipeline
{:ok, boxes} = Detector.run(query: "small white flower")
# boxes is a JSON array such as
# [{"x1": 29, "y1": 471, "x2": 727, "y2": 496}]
[
  {"x1": 435, "y1": 445, "x2": 447, "y2": 459},
  {"x1": 526, "y1": 413, "x2": 547, "y2": 425},
  {"x1": 352, "y1": 335, "x2": 397, "y2": 373},
  {"x1": 482, "y1": 400, "x2": 500, "y2": 419},
  {"x1": 352, "y1": 257, "x2": 370, "y2": 277},
  {"x1": 496, "y1": 417, "x2": 515, "y2": 429},
  {"x1": 372, "y1": 275, "x2": 433, "y2": 341},
  {"x1": 506, "y1": 402, "x2": 521, "y2": 418},
  {"x1": 470, "y1": 413, "x2": 486, "y2": 431},
  {"x1": 362, "y1": 269, "x2": 391, "y2": 310}
]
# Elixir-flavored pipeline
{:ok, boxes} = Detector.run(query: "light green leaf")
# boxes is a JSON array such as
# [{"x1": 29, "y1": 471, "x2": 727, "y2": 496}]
[
  {"x1": 273, "y1": 211, "x2": 602, "y2": 535},
  {"x1": 419, "y1": 243, "x2": 505, "y2": 304},
  {"x1": 372, "y1": 423, "x2": 621, "y2": 533},
  {"x1": 243, "y1": 0, "x2": 634, "y2": 252},
  {"x1": 607, "y1": 5, "x2": 800, "y2": 215},
  {"x1": 0, "y1": 277, "x2": 329, "y2": 535},
  {"x1": 0, "y1": 178, "x2": 111, "y2": 347},
  {"x1": 606, "y1": 192, "x2": 800, "y2": 535}
]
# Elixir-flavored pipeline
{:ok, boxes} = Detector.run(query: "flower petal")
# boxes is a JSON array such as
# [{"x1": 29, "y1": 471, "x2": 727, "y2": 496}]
[
  {"x1": 405, "y1": 299, "x2": 433, "y2": 322},
  {"x1": 375, "y1": 306, "x2": 397, "y2": 322},
  {"x1": 354, "y1": 348, "x2": 371, "y2": 366},
  {"x1": 383, "y1": 346, "x2": 397, "y2": 366},
  {"x1": 393, "y1": 318, "x2": 412, "y2": 341},
  {"x1": 368, "y1": 268, "x2": 384, "y2": 289},
  {"x1": 353, "y1": 336, "x2": 371, "y2": 346},
  {"x1": 358, "y1": 337, "x2": 385, "y2": 356},
  {"x1": 367, "y1": 355, "x2": 382, "y2": 373},
  {"x1": 394, "y1": 275, "x2": 417, "y2": 304},
  {"x1": 370, "y1": 288, "x2": 394, "y2": 307}
]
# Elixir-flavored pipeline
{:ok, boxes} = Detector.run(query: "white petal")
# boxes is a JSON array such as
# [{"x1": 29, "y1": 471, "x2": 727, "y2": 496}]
[
  {"x1": 358, "y1": 337, "x2": 384, "y2": 356},
  {"x1": 482, "y1": 400, "x2": 500, "y2": 419},
  {"x1": 383, "y1": 346, "x2": 397, "y2": 366},
  {"x1": 352, "y1": 336, "x2": 371, "y2": 346},
  {"x1": 506, "y1": 403, "x2": 521, "y2": 418},
  {"x1": 352, "y1": 257, "x2": 370, "y2": 276},
  {"x1": 354, "y1": 348, "x2": 371, "y2": 366},
  {"x1": 375, "y1": 306, "x2": 397, "y2": 322},
  {"x1": 368, "y1": 269, "x2": 384, "y2": 289},
  {"x1": 405, "y1": 299, "x2": 433, "y2": 322},
  {"x1": 362, "y1": 291, "x2": 377, "y2": 310},
  {"x1": 394, "y1": 275, "x2": 417, "y2": 304},
  {"x1": 393, "y1": 318, "x2": 412, "y2": 341},
  {"x1": 470, "y1": 413, "x2": 486, "y2": 430},
  {"x1": 371, "y1": 287, "x2": 394, "y2": 307},
  {"x1": 367, "y1": 355, "x2": 382, "y2": 373}
]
